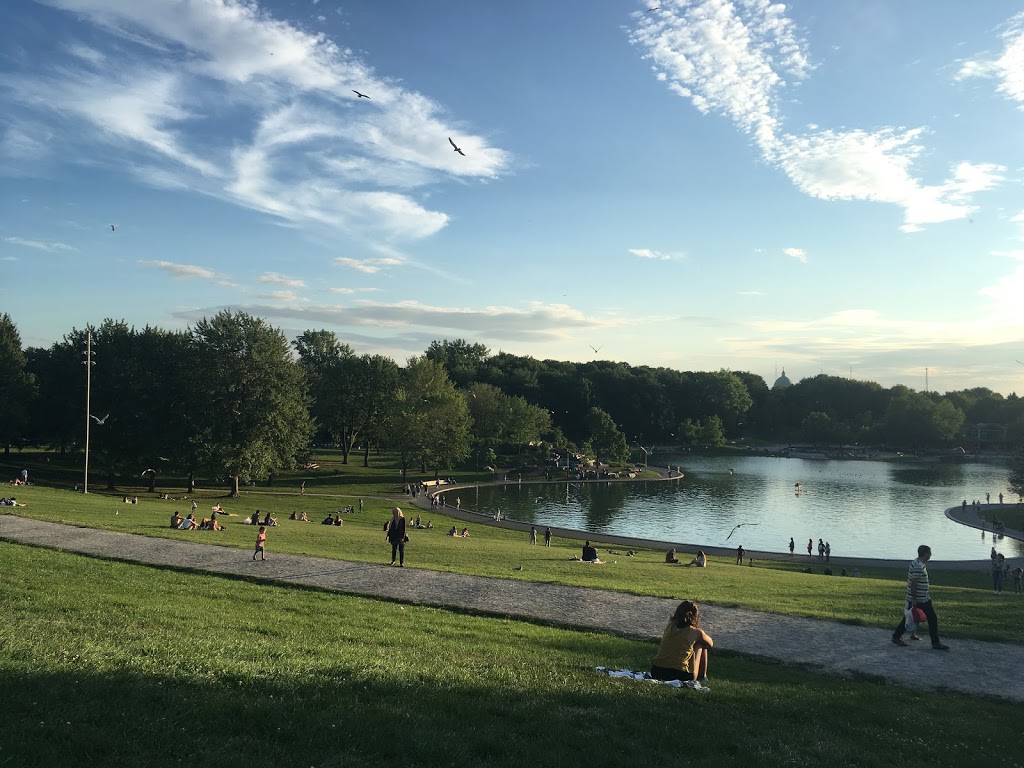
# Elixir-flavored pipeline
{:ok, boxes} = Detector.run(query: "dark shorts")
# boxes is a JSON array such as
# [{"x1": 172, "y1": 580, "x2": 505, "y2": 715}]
[{"x1": 650, "y1": 664, "x2": 691, "y2": 682}]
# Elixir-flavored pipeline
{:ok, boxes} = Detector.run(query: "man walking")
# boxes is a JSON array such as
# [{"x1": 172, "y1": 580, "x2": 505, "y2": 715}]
[{"x1": 892, "y1": 544, "x2": 949, "y2": 650}]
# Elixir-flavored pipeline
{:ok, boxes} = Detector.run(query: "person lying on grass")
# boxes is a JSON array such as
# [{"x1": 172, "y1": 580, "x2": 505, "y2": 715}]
[{"x1": 650, "y1": 600, "x2": 713, "y2": 689}]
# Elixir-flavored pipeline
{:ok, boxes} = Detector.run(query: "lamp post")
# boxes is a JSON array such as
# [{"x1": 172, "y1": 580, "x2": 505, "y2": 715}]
[{"x1": 82, "y1": 330, "x2": 94, "y2": 494}]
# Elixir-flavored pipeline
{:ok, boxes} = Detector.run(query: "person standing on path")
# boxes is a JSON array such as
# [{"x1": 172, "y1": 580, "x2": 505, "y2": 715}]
[
  {"x1": 530, "y1": 526, "x2": 537, "y2": 545},
  {"x1": 789, "y1": 537, "x2": 795, "y2": 555},
  {"x1": 892, "y1": 545, "x2": 948, "y2": 650},
  {"x1": 993, "y1": 553, "x2": 1006, "y2": 594},
  {"x1": 253, "y1": 526, "x2": 267, "y2": 560},
  {"x1": 300, "y1": 481, "x2": 305, "y2": 496},
  {"x1": 544, "y1": 527, "x2": 552, "y2": 547},
  {"x1": 825, "y1": 542, "x2": 831, "y2": 563},
  {"x1": 386, "y1": 507, "x2": 408, "y2": 567},
  {"x1": 735, "y1": 545, "x2": 745, "y2": 565},
  {"x1": 986, "y1": 492, "x2": 990, "y2": 504},
  {"x1": 807, "y1": 538, "x2": 813, "y2": 557},
  {"x1": 817, "y1": 539, "x2": 825, "y2": 559}
]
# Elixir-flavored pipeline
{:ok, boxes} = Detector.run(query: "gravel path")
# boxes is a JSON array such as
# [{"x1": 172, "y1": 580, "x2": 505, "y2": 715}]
[{"x1": 3, "y1": 514, "x2": 1022, "y2": 702}]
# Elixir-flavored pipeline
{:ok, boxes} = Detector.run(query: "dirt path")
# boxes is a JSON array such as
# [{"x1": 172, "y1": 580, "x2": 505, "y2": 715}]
[{"x1": 2, "y1": 514, "x2": 1021, "y2": 702}]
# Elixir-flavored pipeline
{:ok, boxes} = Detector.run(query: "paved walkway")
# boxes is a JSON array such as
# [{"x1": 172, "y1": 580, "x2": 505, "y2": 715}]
[{"x1": 2, "y1": 514, "x2": 1022, "y2": 702}]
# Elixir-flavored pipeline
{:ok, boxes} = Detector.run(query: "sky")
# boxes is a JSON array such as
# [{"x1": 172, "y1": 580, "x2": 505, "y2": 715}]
[{"x1": 3, "y1": 0, "x2": 1024, "y2": 395}]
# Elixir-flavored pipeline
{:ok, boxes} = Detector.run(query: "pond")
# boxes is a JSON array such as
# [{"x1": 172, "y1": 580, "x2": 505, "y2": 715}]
[{"x1": 466, "y1": 455, "x2": 1022, "y2": 560}]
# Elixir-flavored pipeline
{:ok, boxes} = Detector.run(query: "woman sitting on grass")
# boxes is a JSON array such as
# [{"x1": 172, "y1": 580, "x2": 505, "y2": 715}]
[
  {"x1": 650, "y1": 600, "x2": 713, "y2": 689},
  {"x1": 448, "y1": 526, "x2": 459, "y2": 537},
  {"x1": 688, "y1": 551, "x2": 707, "y2": 568},
  {"x1": 666, "y1": 548, "x2": 680, "y2": 564}
]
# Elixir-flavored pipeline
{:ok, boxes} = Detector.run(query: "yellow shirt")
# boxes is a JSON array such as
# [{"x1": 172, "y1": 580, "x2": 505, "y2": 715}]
[{"x1": 652, "y1": 622, "x2": 700, "y2": 672}]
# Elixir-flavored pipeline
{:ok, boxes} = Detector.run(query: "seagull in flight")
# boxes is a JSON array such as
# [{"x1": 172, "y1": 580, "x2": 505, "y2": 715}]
[
  {"x1": 725, "y1": 522, "x2": 759, "y2": 541},
  {"x1": 589, "y1": 344, "x2": 604, "y2": 353},
  {"x1": 110, "y1": 224, "x2": 117, "y2": 232},
  {"x1": 89, "y1": 413, "x2": 110, "y2": 425},
  {"x1": 141, "y1": 468, "x2": 157, "y2": 477},
  {"x1": 646, "y1": 6, "x2": 660, "y2": 12},
  {"x1": 449, "y1": 137, "x2": 466, "y2": 156},
  {"x1": 353, "y1": 90, "x2": 370, "y2": 99}
]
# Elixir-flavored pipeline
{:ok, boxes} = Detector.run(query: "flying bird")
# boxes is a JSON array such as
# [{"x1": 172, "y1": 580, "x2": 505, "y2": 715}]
[
  {"x1": 448, "y1": 137, "x2": 465, "y2": 156},
  {"x1": 353, "y1": 90, "x2": 370, "y2": 99},
  {"x1": 89, "y1": 413, "x2": 110, "y2": 425},
  {"x1": 141, "y1": 468, "x2": 156, "y2": 477},
  {"x1": 110, "y1": 224, "x2": 117, "y2": 232},
  {"x1": 646, "y1": 6, "x2": 660, "y2": 11},
  {"x1": 725, "y1": 522, "x2": 759, "y2": 541},
  {"x1": 589, "y1": 344, "x2": 604, "y2": 353}
]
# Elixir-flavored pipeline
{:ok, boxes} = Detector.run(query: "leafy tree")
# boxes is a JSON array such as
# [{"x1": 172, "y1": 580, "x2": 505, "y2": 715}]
[
  {"x1": 425, "y1": 339, "x2": 491, "y2": 388},
  {"x1": 585, "y1": 406, "x2": 628, "y2": 465},
  {"x1": 699, "y1": 415, "x2": 727, "y2": 447},
  {"x1": 354, "y1": 354, "x2": 402, "y2": 467},
  {"x1": 294, "y1": 329, "x2": 353, "y2": 448},
  {"x1": 0, "y1": 314, "x2": 37, "y2": 455},
  {"x1": 677, "y1": 418, "x2": 700, "y2": 445},
  {"x1": 802, "y1": 411, "x2": 835, "y2": 447},
  {"x1": 191, "y1": 311, "x2": 312, "y2": 496},
  {"x1": 880, "y1": 389, "x2": 965, "y2": 449},
  {"x1": 387, "y1": 357, "x2": 470, "y2": 481}
]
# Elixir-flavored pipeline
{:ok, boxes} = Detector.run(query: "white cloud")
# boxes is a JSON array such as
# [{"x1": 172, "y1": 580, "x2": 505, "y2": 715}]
[
  {"x1": 329, "y1": 287, "x2": 381, "y2": 294},
  {"x1": 12, "y1": 0, "x2": 510, "y2": 245},
  {"x1": 258, "y1": 272, "x2": 305, "y2": 288},
  {"x1": 4, "y1": 237, "x2": 74, "y2": 252},
  {"x1": 630, "y1": 0, "x2": 1003, "y2": 231},
  {"x1": 628, "y1": 248, "x2": 684, "y2": 261},
  {"x1": 258, "y1": 289, "x2": 304, "y2": 302},
  {"x1": 138, "y1": 259, "x2": 219, "y2": 280},
  {"x1": 957, "y1": 12, "x2": 1024, "y2": 107},
  {"x1": 783, "y1": 247, "x2": 806, "y2": 263},
  {"x1": 334, "y1": 256, "x2": 402, "y2": 273}
]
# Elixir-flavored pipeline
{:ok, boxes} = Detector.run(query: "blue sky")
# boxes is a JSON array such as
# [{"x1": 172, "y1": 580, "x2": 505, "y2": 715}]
[{"x1": 4, "y1": 0, "x2": 1024, "y2": 393}]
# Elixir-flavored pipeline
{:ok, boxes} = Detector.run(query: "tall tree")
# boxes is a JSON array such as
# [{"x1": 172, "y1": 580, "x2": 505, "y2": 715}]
[
  {"x1": 424, "y1": 339, "x2": 491, "y2": 388},
  {"x1": 294, "y1": 329, "x2": 354, "y2": 452},
  {"x1": 0, "y1": 314, "x2": 37, "y2": 456},
  {"x1": 585, "y1": 406, "x2": 628, "y2": 466},
  {"x1": 191, "y1": 311, "x2": 312, "y2": 496}
]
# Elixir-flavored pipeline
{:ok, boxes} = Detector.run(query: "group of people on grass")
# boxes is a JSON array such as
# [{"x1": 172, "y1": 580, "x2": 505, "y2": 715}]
[
  {"x1": 447, "y1": 526, "x2": 470, "y2": 537},
  {"x1": 170, "y1": 511, "x2": 224, "y2": 531},
  {"x1": 990, "y1": 547, "x2": 1024, "y2": 594}
]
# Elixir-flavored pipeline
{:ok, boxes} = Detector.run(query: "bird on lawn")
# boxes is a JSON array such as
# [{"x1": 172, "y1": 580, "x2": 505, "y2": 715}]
[
  {"x1": 448, "y1": 137, "x2": 465, "y2": 156},
  {"x1": 353, "y1": 90, "x2": 370, "y2": 99},
  {"x1": 726, "y1": 522, "x2": 759, "y2": 541},
  {"x1": 90, "y1": 413, "x2": 110, "y2": 425}
]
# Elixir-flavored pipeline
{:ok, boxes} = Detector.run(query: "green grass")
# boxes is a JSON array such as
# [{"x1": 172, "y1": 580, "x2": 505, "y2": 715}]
[
  {"x1": 1, "y1": 542, "x2": 1020, "y2": 768},
  {"x1": 5, "y1": 484, "x2": 1022, "y2": 645}
]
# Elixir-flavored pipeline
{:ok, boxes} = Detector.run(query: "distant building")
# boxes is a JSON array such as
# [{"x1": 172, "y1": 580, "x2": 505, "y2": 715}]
[
  {"x1": 965, "y1": 423, "x2": 1007, "y2": 453},
  {"x1": 772, "y1": 369, "x2": 792, "y2": 390}
]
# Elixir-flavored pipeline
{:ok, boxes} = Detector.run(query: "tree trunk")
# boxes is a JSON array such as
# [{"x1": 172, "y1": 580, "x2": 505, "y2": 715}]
[
  {"x1": 187, "y1": 472, "x2": 196, "y2": 493},
  {"x1": 340, "y1": 428, "x2": 351, "y2": 464},
  {"x1": 229, "y1": 475, "x2": 240, "y2": 497},
  {"x1": 363, "y1": 441, "x2": 370, "y2": 467},
  {"x1": 147, "y1": 474, "x2": 156, "y2": 493},
  {"x1": 106, "y1": 467, "x2": 116, "y2": 491},
  {"x1": 3, "y1": 443, "x2": 9, "y2": 457}
]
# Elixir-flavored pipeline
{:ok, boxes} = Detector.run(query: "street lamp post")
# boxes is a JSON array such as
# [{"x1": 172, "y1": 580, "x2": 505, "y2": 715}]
[{"x1": 83, "y1": 330, "x2": 94, "y2": 494}]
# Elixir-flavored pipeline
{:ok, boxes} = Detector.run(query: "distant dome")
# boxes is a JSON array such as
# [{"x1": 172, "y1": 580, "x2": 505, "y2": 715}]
[{"x1": 773, "y1": 369, "x2": 792, "y2": 390}]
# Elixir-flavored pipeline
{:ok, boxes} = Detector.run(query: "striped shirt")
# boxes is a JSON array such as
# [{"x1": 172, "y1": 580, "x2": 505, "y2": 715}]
[{"x1": 905, "y1": 558, "x2": 929, "y2": 603}]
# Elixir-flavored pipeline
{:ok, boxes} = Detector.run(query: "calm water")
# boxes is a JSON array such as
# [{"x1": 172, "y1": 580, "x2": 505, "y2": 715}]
[{"x1": 467, "y1": 455, "x2": 1022, "y2": 560}]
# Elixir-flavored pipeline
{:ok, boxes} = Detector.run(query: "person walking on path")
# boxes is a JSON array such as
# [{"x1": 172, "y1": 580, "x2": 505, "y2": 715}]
[
  {"x1": 788, "y1": 537, "x2": 795, "y2": 555},
  {"x1": 892, "y1": 545, "x2": 948, "y2": 650},
  {"x1": 817, "y1": 539, "x2": 825, "y2": 559},
  {"x1": 544, "y1": 527, "x2": 552, "y2": 547},
  {"x1": 386, "y1": 506, "x2": 408, "y2": 567},
  {"x1": 530, "y1": 526, "x2": 537, "y2": 545},
  {"x1": 825, "y1": 542, "x2": 831, "y2": 563},
  {"x1": 253, "y1": 526, "x2": 267, "y2": 561},
  {"x1": 807, "y1": 538, "x2": 813, "y2": 557},
  {"x1": 300, "y1": 481, "x2": 305, "y2": 496}
]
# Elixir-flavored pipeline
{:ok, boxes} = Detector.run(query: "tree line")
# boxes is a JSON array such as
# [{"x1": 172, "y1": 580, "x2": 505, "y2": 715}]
[{"x1": 3, "y1": 313, "x2": 1024, "y2": 493}]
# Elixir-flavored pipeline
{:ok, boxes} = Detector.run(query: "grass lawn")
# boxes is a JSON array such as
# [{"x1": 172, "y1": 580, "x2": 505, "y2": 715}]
[
  {"x1": 2, "y1": 543, "x2": 1020, "y2": 768},
  {"x1": 4, "y1": 483, "x2": 1022, "y2": 645}
]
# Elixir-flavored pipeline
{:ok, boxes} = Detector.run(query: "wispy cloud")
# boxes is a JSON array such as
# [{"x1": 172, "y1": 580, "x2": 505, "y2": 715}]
[
  {"x1": 630, "y1": 0, "x2": 1003, "y2": 231},
  {"x1": 628, "y1": 248, "x2": 684, "y2": 261},
  {"x1": 9, "y1": 0, "x2": 511, "y2": 246},
  {"x1": 783, "y1": 247, "x2": 807, "y2": 263},
  {"x1": 334, "y1": 256, "x2": 401, "y2": 274},
  {"x1": 329, "y1": 287, "x2": 381, "y2": 294},
  {"x1": 4, "y1": 236, "x2": 74, "y2": 252},
  {"x1": 738, "y1": 290, "x2": 763, "y2": 296},
  {"x1": 956, "y1": 12, "x2": 1024, "y2": 107},
  {"x1": 138, "y1": 259, "x2": 221, "y2": 280},
  {"x1": 258, "y1": 272, "x2": 305, "y2": 288},
  {"x1": 258, "y1": 289, "x2": 304, "y2": 302}
]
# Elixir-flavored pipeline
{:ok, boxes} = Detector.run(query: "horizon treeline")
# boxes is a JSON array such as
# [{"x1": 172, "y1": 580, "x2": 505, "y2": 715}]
[{"x1": 2, "y1": 312, "x2": 1023, "y2": 490}]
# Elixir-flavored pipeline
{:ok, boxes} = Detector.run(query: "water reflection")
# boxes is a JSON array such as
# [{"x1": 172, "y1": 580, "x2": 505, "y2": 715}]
[{"x1": 470, "y1": 455, "x2": 1018, "y2": 560}]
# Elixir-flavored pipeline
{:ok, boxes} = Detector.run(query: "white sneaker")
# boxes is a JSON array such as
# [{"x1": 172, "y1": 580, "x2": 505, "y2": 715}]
[{"x1": 683, "y1": 679, "x2": 710, "y2": 692}]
